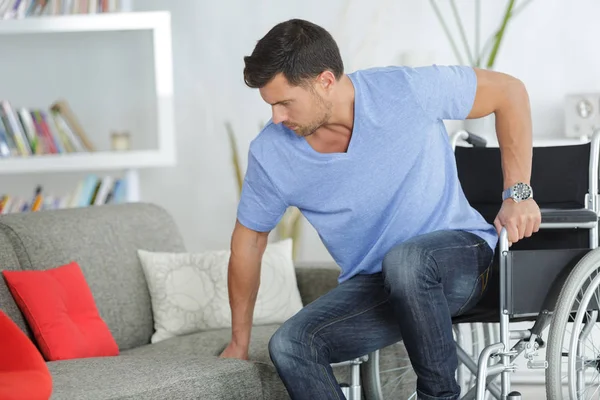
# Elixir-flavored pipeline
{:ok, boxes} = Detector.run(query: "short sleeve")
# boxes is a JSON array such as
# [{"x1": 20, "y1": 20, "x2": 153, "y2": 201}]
[
  {"x1": 236, "y1": 150, "x2": 287, "y2": 232},
  {"x1": 406, "y1": 65, "x2": 477, "y2": 121}
]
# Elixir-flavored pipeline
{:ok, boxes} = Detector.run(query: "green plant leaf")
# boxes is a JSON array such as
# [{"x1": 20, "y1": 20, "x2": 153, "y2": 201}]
[
  {"x1": 486, "y1": 0, "x2": 516, "y2": 69},
  {"x1": 225, "y1": 121, "x2": 244, "y2": 198}
]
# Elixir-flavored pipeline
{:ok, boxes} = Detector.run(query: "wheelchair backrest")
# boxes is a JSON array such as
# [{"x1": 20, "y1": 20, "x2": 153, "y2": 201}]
[{"x1": 455, "y1": 142, "x2": 593, "y2": 251}]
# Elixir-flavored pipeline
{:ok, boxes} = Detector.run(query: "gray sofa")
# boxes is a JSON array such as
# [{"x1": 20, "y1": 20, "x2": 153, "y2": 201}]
[{"x1": 0, "y1": 202, "x2": 349, "y2": 400}]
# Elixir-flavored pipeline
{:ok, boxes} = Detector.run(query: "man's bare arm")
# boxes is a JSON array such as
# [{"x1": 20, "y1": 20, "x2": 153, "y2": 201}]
[
  {"x1": 220, "y1": 220, "x2": 269, "y2": 359},
  {"x1": 467, "y1": 68, "x2": 533, "y2": 191},
  {"x1": 467, "y1": 67, "x2": 540, "y2": 243}
]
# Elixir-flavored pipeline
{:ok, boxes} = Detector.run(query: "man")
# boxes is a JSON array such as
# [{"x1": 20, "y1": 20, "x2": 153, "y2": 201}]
[{"x1": 219, "y1": 18, "x2": 541, "y2": 400}]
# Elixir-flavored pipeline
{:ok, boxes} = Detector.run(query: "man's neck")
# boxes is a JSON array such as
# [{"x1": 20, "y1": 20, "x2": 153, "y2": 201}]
[{"x1": 307, "y1": 75, "x2": 355, "y2": 153}]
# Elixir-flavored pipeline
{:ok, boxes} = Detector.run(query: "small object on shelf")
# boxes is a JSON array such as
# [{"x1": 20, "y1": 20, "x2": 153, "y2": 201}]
[{"x1": 110, "y1": 131, "x2": 131, "y2": 151}]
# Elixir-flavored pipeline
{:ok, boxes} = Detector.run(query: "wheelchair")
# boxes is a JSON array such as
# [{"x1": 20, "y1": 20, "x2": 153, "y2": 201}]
[{"x1": 332, "y1": 129, "x2": 600, "y2": 400}]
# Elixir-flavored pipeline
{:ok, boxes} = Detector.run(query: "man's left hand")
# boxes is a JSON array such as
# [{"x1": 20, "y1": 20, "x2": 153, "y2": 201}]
[{"x1": 493, "y1": 198, "x2": 542, "y2": 246}]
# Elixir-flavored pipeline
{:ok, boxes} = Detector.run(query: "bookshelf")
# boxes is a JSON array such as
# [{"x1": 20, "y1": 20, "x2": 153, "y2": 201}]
[{"x1": 0, "y1": 11, "x2": 176, "y2": 205}]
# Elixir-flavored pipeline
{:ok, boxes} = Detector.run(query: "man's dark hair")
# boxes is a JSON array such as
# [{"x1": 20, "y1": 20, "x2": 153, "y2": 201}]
[{"x1": 243, "y1": 19, "x2": 344, "y2": 89}]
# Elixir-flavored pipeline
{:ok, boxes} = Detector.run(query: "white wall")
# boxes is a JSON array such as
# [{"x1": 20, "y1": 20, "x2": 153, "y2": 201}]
[
  {"x1": 130, "y1": 0, "x2": 600, "y2": 263},
  {"x1": 1, "y1": 1, "x2": 596, "y2": 258},
  {"x1": 1, "y1": 0, "x2": 597, "y2": 263}
]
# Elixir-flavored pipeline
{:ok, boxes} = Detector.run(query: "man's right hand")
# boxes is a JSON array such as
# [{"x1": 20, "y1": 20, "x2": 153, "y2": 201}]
[
  {"x1": 219, "y1": 341, "x2": 249, "y2": 360},
  {"x1": 219, "y1": 220, "x2": 268, "y2": 362}
]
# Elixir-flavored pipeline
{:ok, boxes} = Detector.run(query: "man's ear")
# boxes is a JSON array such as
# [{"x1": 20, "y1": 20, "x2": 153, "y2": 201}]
[{"x1": 318, "y1": 70, "x2": 336, "y2": 91}]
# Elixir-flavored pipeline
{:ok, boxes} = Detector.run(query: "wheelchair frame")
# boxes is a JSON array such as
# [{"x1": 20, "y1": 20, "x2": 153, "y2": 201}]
[
  {"x1": 332, "y1": 129, "x2": 600, "y2": 400},
  {"x1": 455, "y1": 129, "x2": 600, "y2": 400}
]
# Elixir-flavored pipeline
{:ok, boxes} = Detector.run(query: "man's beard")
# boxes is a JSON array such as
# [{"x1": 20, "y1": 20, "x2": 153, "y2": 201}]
[
  {"x1": 295, "y1": 114, "x2": 328, "y2": 137},
  {"x1": 295, "y1": 94, "x2": 332, "y2": 137}
]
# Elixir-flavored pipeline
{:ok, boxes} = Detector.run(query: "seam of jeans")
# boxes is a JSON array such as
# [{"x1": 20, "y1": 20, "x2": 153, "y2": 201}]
[
  {"x1": 428, "y1": 240, "x2": 486, "y2": 254},
  {"x1": 427, "y1": 237, "x2": 493, "y2": 315},
  {"x1": 455, "y1": 261, "x2": 494, "y2": 315},
  {"x1": 315, "y1": 347, "x2": 343, "y2": 400},
  {"x1": 309, "y1": 297, "x2": 390, "y2": 342},
  {"x1": 421, "y1": 242, "x2": 484, "y2": 284},
  {"x1": 307, "y1": 296, "x2": 391, "y2": 393},
  {"x1": 306, "y1": 300, "x2": 390, "y2": 400}
]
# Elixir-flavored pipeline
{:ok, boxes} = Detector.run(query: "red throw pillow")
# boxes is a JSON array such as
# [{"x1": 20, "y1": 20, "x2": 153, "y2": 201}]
[
  {"x1": 0, "y1": 310, "x2": 52, "y2": 400},
  {"x1": 2, "y1": 261, "x2": 119, "y2": 361}
]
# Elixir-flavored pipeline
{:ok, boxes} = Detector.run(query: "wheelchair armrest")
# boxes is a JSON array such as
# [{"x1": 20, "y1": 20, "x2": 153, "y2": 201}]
[
  {"x1": 463, "y1": 132, "x2": 487, "y2": 148},
  {"x1": 451, "y1": 130, "x2": 487, "y2": 149},
  {"x1": 540, "y1": 208, "x2": 598, "y2": 225}
]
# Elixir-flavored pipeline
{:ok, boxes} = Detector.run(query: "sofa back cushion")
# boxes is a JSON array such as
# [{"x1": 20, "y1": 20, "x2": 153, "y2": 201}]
[
  {"x1": 0, "y1": 203, "x2": 186, "y2": 350},
  {"x1": 0, "y1": 230, "x2": 30, "y2": 337}
]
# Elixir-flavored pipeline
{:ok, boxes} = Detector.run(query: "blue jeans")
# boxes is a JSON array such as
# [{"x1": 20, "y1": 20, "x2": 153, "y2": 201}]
[{"x1": 268, "y1": 230, "x2": 494, "y2": 400}]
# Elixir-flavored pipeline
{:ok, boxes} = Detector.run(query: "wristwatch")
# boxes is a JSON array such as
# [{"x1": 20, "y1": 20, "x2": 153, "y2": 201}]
[{"x1": 502, "y1": 182, "x2": 533, "y2": 203}]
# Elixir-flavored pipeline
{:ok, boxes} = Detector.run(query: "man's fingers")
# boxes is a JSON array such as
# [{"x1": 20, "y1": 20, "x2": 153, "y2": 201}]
[
  {"x1": 494, "y1": 218, "x2": 503, "y2": 237},
  {"x1": 535, "y1": 211, "x2": 542, "y2": 232},
  {"x1": 506, "y1": 220, "x2": 520, "y2": 244},
  {"x1": 519, "y1": 215, "x2": 528, "y2": 239},
  {"x1": 524, "y1": 217, "x2": 535, "y2": 238}
]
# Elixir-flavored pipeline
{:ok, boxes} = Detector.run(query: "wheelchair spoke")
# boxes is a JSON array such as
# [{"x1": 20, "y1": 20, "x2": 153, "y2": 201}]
[
  {"x1": 384, "y1": 371, "x2": 412, "y2": 397},
  {"x1": 546, "y1": 252, "x2": 600, "y2": 400},
  {"x1": 580, "y1": 372, "x2": 600, "y2": 399},
  {"x1": 567, "y1": 272, "x2": 600, "y2": 399},
  {"x1": 378, "y1": 365, "x2": 413, "y2": 374},
  {"x1": 361, "y1": 343, "x2": 417, "y2": 400}
]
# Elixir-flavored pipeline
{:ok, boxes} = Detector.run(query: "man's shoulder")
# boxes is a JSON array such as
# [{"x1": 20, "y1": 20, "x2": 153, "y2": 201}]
[
  {"x1": 248, "y1": 120, "x2": 292, "y2": 158},
  {"x1": 351, "y1": 64, "x2": 474, "y2": 83},
  {"x1": 349, "y1": 65, "x2": 416, "y2": 95},
  {"x1": 350, "y1": 65, "x2": 407, "y2": 80}
]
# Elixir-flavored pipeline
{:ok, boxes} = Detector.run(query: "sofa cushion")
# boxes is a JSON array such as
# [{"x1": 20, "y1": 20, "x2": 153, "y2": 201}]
[
  {"x1": 123, "y1": 324, "x2": 281, "y2": 364},
  {"x1": 3, "y1": 262, "x2": 118, "y2": 361},
  {"x1": 47, "y1": 353, "x2": 279, "y2": 400},
  {"x1": 124, "y1": 324, "x2": 353, "y2": 395},
  {"x1": 0, "y1": 203, "x2": 186, "y2": 351},
  {"x1": 48, "y1": 323, "x2": 358, "y2": 400},
  {"x1": 137, "y1": 239, "x2": 303, "y2": 343}
]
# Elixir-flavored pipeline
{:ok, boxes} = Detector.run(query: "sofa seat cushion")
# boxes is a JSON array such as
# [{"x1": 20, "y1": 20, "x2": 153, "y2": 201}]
[
  {"x1": 48, "y1": 325, "x2": 289, "y2": 400},
  {"x1": 124, "y1": 324, "x2": 280, "y2": 363},
  {"x1": 48, "y1": 324, "x2": 360, "y2": 399},
  {"x1": 48, "y1": 353, "x2": 282, "y2": 400}
]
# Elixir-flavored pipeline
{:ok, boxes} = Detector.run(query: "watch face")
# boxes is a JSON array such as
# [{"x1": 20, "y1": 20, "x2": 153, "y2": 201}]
[{"x1": 514, "y1": 183, "x2": 532, "y2": 201}]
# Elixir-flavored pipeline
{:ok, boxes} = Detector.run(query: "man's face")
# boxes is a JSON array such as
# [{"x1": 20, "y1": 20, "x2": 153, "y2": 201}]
[{"x1": 259, "y1": 73, "x2": 332, "y2": 137}]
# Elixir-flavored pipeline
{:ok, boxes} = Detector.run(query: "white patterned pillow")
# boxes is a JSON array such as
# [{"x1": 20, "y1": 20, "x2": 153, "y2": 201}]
[{"x1": 137, "y1": 239, "x2": 304, "y2": 343}]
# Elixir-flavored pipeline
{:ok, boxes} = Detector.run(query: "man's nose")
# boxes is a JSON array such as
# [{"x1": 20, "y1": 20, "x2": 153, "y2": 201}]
[{"x1": 272, "y1": 108, "x2": 286, "y2": 125}]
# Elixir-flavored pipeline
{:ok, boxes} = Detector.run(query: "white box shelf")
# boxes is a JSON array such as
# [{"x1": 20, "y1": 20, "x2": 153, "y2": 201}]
[{"x1": 0, "y1": 11, "x2": 176, "y2": 203}]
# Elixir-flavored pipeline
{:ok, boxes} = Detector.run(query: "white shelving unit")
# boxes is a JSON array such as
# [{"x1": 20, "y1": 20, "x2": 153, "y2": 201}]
[{"x1": 0, "y1": 11, "x2": 176, "y2": 203}]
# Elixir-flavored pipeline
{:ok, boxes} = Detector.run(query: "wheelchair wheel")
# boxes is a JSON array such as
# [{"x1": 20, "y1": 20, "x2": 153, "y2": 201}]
[
  {"x1": 361, "y1": 342, "x2": 417, "y2": 399},
  {"x1": 361, "y1": 323, "x2": 495, "y2": 399},
  {"x1": 546, "y1": 248, "x2": 600, "y2": 399}
]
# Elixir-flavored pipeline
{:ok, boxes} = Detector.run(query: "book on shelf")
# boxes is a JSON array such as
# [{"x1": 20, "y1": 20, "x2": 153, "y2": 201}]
[
  {"x1": 0, "y1": 98, "x2": 95, "y2": 158},
  {"x1": 0, "y1": 174, "x2": 127, "y2": 214},
  {"x1": 0, "y1": 0, "x2": 130, "y2": 19}
]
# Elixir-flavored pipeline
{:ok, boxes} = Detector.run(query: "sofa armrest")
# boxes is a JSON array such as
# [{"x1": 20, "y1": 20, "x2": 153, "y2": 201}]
[{"x1": 294, "y1": 262, "x2": 340, "y2": 306}]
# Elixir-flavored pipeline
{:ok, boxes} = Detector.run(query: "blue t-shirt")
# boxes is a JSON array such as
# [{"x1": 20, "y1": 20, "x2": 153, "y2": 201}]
[{"x1": 237, "y1": 65, "x2": 498, "y2": 283}]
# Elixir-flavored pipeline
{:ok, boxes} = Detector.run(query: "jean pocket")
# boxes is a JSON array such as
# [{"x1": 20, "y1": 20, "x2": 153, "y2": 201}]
[{"x1": 455, "y1": 263, "x2": 493, "y2": 316}]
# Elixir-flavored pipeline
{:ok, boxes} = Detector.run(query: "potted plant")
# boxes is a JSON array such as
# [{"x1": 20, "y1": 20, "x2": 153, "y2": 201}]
[{"x1": 430, "y1": 0, "x2": 533, "y2": 138}]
